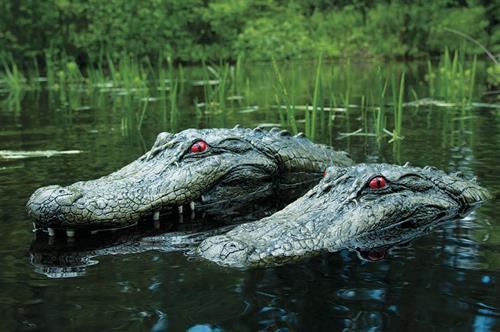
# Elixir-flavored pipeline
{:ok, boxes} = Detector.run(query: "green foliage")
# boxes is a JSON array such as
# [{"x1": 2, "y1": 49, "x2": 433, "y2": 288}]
[
  {"x1": 487, "y1": 65, "x2": 500, "y2": 86},
  {"x1": 0, "y1": 0, "x2": 496, "y2": 65},
  {"x1": 235, "y1": 8, "x2": 314, "y2": 60},
  {"x1": 427, "y1": 6, "x2": 489, "y2": 54},
  {"x1": 309, "y1": 6, "x2": 366, "y2": 57},
  {"x1": 426, "y1": 48, "x2": 478, "y2": 105},
  {"x1": 0, "y1": 56, "x2": 25, "y2": 96}
]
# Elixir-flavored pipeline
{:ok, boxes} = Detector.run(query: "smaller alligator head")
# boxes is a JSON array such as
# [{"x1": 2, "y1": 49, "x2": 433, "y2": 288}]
[
  {"x1": 198, "y1": 163, "x2": 490, "y2": 267},
  {"x1": 27, "y1": 127, "x2": 352, "y2": 233}
]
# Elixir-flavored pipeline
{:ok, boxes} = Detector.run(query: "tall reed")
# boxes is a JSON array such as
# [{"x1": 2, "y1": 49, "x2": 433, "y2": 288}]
[{"x1": 271, "y1": 58, "x2": 297, "y2": 134}]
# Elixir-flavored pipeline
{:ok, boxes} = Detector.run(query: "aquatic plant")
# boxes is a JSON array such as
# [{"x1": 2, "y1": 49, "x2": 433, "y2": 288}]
[
  {"x1": 309, "y1": 54, "x2": 324, "y2": 140},
  {"x1": 0, "y1": 56, "x2": 25, "y2": 97},
  {"x1": 271, "y1": 58, "x2": 298, "y2": 134},
  {"x1": 426, "y1": 48, "x2": 477, "y2": 106},
  {"x1": 388, "y1": 72, "x2": 405, "y2": 142}
]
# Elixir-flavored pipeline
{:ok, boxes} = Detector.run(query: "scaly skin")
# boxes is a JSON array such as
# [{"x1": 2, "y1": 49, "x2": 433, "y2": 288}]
[
  {"x1": 198, "y1": 163, "x2": 490, "y2": 267},
  {"x1": 26, "y1": 127, "x2": 353, "y2": 231}
]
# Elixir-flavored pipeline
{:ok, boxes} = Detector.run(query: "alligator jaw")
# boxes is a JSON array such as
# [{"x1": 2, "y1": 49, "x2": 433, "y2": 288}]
[{"x1": 26, "y1": 159, "x2": 236, "y2": 233}]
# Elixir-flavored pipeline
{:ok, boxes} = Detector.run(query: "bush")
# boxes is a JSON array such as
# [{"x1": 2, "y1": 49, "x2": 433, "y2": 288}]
[
  {"x1": 235, "y1": 8, "x2": 313, "y2": 60},
  {"x1": 309, "y1": 6, "x2": 367, "y2": 58},
  {"x1": 427, "y1": 6, "x2": 489, "y2": 54},
  {"x1": 0, "y1": 0, "x2": 496, "y2": 65}
]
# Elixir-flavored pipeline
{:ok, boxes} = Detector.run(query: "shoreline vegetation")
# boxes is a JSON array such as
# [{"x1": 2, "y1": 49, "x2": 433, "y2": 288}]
[
  {"x1": 0, "y1": 1, "x2": 499, "y2": 65},
  {"x1": 0, "y1": 1, "x2": 499, "y2": 144},
  {"x1": 0, "y1": 47, "x2": 492, "y2": 142}
]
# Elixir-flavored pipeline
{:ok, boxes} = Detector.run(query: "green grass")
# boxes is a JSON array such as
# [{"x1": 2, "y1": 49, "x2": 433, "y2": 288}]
[
  {"x1": 310, "y1": 54, "x2": 323, "y2": 140},
  {"x1": 0, "y1": 47, "x2": 488, "y2": 142},
  {"x1": 375, "y1": 69, "x2": 388, "y2": 140},
  {"x1": 426, "y1": 47, "x2": 478, "y2": 106},
  {"x1": 388, "y1": 71, "x2": 405, "y2": 142},
  {"x1": 0, "y1": 56, "x2": 25, "y2": 97},
  {"x1": 271, "y1": 58, "x2": 298, "y2": 134}
]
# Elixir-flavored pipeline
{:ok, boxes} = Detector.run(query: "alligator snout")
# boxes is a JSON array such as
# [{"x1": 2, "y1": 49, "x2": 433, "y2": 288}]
[
  {"x1": 455, "y1": 186, "x2": 491, "y2": 206},
  {"x1": 198, "y1": 235, "x2": 253, "y2": 267},
  {"x1": 27, "y1": 185, "x2": 83, "y2": 225},
  {"x1": 442, "y1": 177, "x2": 491, "y2": 212}
]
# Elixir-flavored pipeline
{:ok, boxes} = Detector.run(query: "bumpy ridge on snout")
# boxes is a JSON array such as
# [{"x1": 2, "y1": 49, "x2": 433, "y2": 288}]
[{"x1": 198, "y1": 163, "x2": 490, "y2": 267}]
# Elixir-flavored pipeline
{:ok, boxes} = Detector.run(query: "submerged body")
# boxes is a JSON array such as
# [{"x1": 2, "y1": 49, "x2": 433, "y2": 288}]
[
  {"x1": 26, "y1": 127, "x2": 353, "y2": 233},
  {"x1": 198, "y1": 164, "x2": 490, "y2": 267}
]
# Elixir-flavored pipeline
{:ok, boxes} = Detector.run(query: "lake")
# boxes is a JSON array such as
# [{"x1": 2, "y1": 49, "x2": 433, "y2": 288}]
[{"x1": 0, "y1": 60, "x2": 499, "y2": 331}]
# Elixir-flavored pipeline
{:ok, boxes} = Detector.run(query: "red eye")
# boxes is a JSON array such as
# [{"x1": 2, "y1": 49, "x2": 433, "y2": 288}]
[
  {"x1": 190, "y1": 140, "x2": 208, "y2": 153},
  {"x1": 369, "y1": 176, "x2": 386, "y2": 189},
  {"x1": 323, "y1": 170, "x2": 327, "y2": 177},
  {"x1": 366, "y1": 250, "x2": 386, "y2": 261}
]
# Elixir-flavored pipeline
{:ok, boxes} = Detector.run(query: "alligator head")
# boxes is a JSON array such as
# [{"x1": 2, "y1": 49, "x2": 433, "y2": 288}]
[
  {"x1": 198, "y1": 163, "x2": 490, "y2": 267},
  {"x1": 27, "y1": 127, "x2": 353, "y2": 233}
]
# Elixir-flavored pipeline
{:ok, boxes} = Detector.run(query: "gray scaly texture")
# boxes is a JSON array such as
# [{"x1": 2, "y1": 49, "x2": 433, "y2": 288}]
[
  {"x1": 198, "y1": 163, "x2": 490, "y2": 267},
  {"x1": 27, "y1": 127, "x2": 353, "y2": 231}
]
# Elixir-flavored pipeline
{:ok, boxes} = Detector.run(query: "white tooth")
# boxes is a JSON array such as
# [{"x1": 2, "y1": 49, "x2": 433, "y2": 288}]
[
  {"x1": 179, "y1": 214, "x2": 184, "y2": 223},
  {"x1": 66, "y1": 229, "x2": 75, "y2": 238},
  {"x1": 32, "y1": 223, "x2": 37, "y2": 232},
  {"x1": 153, "y1": 211, "x2": 160, "y2": 221},
  {"x1": 202, "y1": 212, "x2": 206, "y2": 219},
  {"x1": 190, "y1": 201, "x2": 195, "y2": 210},
  {"x1": 201, "y1": 195, "x2": 207, "y2": 203},
  {"x1": 191, "y1": 210, "x2": 195, "y2": 220},
  {"x1": 48, "y1": 228, "x2": 55, "y2": 236},
  {"x1": 178, "y1": 206, "x2": 183, "y2": 214},
  {"x1": 154, "y1": 220, "x2": 160, "y2": 229}
]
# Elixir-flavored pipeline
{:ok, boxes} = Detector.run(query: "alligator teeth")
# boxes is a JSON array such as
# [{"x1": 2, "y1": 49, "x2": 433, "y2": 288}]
[
  {"x1": 178, "y1": 206, "x2": 183, "y2": 214},
  {"x1": 153, "y1": 211, "x2": 160, "y2": 221},
  {"x1": 154, "y1": 220, "x2": 160, "y2": 229},
  {"x1": 191, "y1": 210, "x2": 196, "y2": 220},
  {"x1": 66, "y1": 229, "x2": 75, "y2": 238},
  {"x1": 32, "y1": 223, "x2": 36, "y2": 232},
  {"x1": 179, "y1": 214, "x2": 184, "y2": 223},
  {"x1": 190, "y1": 201, "x2": 195, "y2": 210},
  {"x1": 47, "y1": 228, "x2": 55, "y2": 237}
]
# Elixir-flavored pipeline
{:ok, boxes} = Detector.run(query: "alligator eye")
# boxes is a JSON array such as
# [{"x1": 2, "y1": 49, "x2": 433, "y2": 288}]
[
  {"x1": 190, "y1": 140, "x2": 208, "y2": 153},
  {"x1": 368, "y1": 176, "x2": 386, "y2": 189}
]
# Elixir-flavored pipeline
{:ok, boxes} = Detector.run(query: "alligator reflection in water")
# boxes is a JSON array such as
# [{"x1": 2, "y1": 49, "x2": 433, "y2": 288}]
[
  {"x1": 29, "y1": 212, "x2": 446, "y2": 278},
  {"x1": 29, "y1": 219, "x2": 233, "y2": 278}
]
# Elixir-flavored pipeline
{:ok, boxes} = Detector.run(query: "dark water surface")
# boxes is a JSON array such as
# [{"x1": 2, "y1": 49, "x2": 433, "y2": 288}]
[{"x1": 1, "y1": 62, "x2": 499, "y2": 331}]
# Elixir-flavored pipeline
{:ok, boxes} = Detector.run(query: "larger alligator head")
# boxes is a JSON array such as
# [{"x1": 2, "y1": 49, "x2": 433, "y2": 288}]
[
  {"x1": 198, "y1": 163, "x2": 490, "y2": 267},
  {"x1": 27, "y1": 127, "x2": 353, "y2": 233}
]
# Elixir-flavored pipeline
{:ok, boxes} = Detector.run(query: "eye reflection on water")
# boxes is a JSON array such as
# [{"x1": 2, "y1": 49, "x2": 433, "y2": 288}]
[{"x1": 1, "y1": 62, "x2": 499, "y2": 331}]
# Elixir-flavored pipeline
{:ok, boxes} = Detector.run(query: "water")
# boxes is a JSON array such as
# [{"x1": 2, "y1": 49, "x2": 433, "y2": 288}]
[{"x1": 1, "y1": 62, "x2": 499, "y2": 331}]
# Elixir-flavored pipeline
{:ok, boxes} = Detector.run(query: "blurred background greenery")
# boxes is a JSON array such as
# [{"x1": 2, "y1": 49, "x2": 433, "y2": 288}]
[{"x1": 0, "y1": 0, "x2": 498, "y2": 65}]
